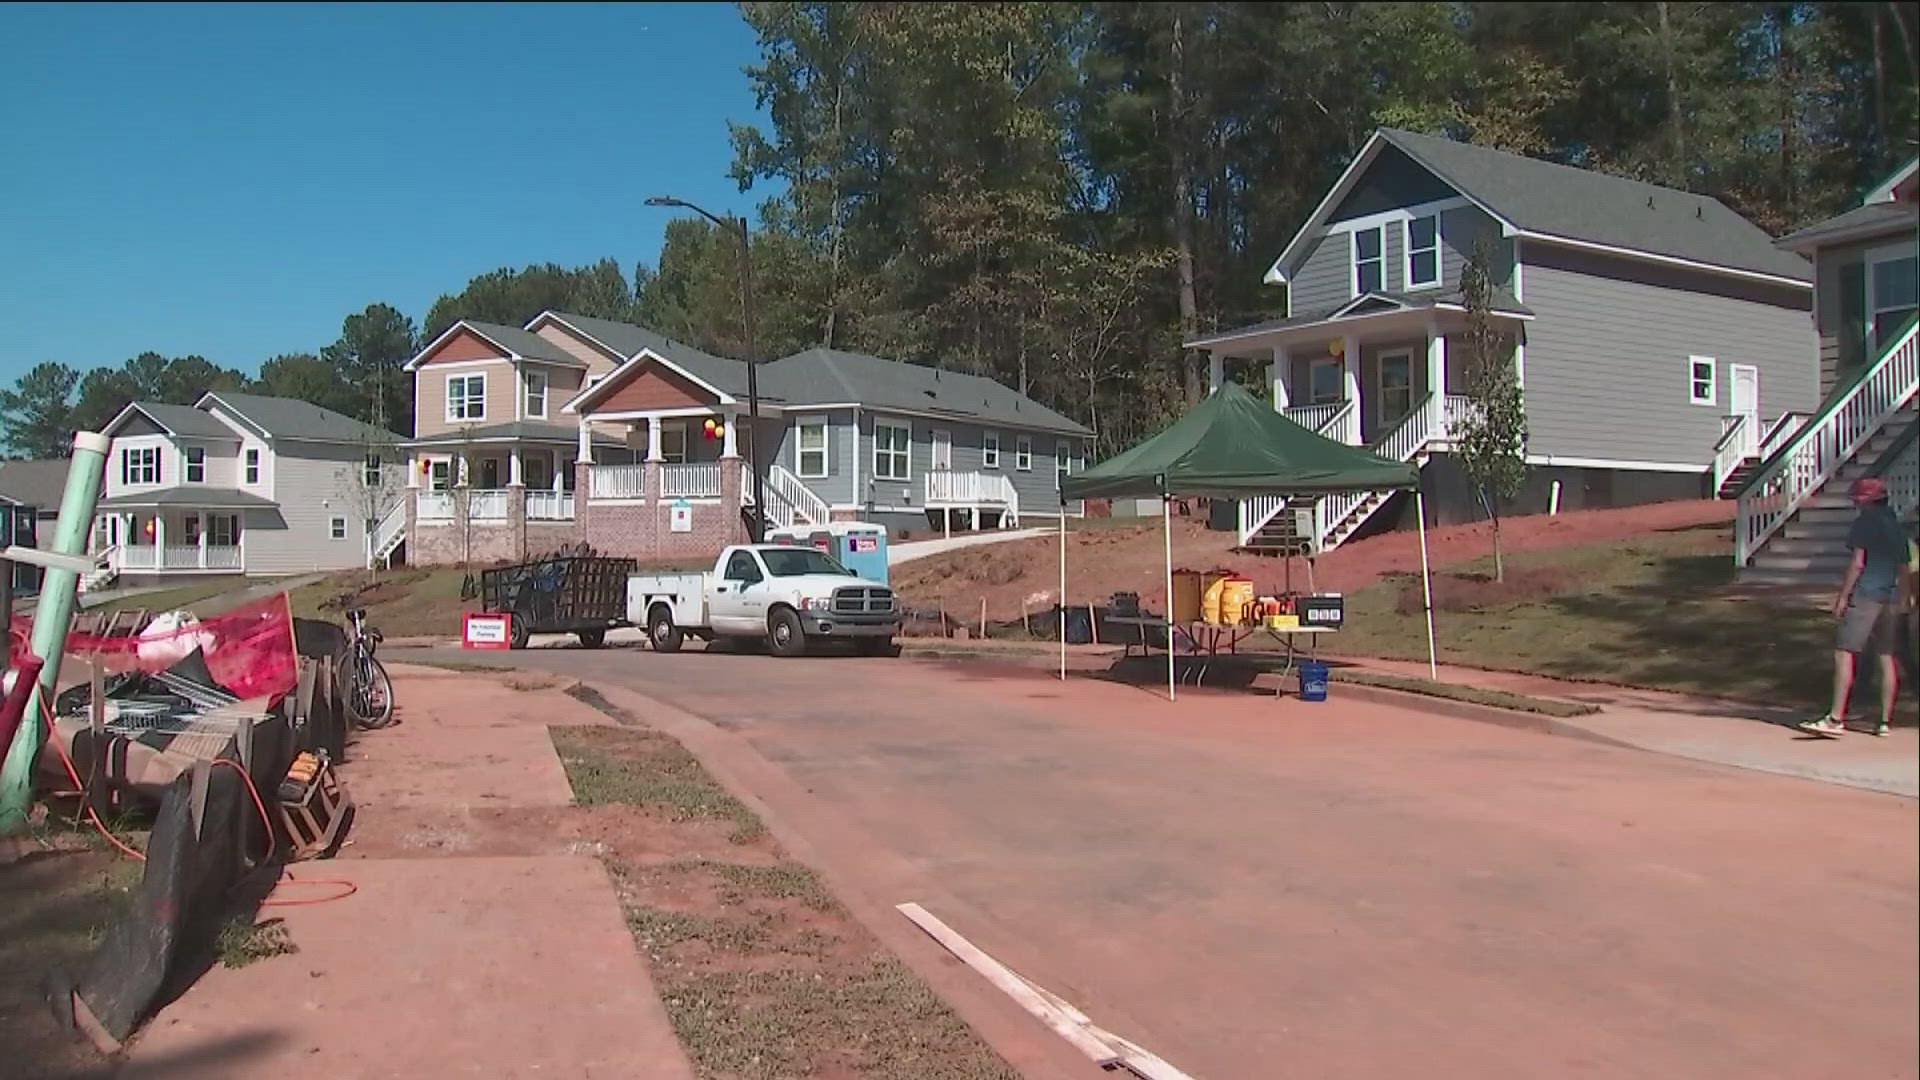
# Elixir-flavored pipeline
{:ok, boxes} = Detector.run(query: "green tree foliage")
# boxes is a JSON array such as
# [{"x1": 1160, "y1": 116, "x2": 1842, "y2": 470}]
[
  {"x1": 0, "y1": 362, "x2": 80, "y2": 458},
  {"x1": 422, "y1": 259, "x2": 637, "y2": 342},
  {"x1": 1453, "y1": 241, "x2": 1528, "y2": 582},
  {"x1": 321, "y1": 304, "x2": 417, "y2": 434},
  {"x1": 256, "y1": 353, "x2": 360, "y2": 418}
]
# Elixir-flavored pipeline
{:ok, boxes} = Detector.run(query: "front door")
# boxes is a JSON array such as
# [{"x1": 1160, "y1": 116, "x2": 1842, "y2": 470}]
[
  {"x1": 709, "y1": 548, "x2": 767, "y2": 634},
  {"x1": 930, "y1": 428, "x2": 952, "y2": 472},
  {"x1": 1729, "y1": 364, "x2": 1760, "y2": 456},
  {"x1": 1375, "y1": 351, "x2": 1415, "y2": 433},
  {"x1": 478, "y1": 457, "x2": 502, "y2": 490}
]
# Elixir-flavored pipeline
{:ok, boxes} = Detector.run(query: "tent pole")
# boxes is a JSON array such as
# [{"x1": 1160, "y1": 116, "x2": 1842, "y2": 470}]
[
  {"x1": 1058, "y1": 501, "x2": 1066, "y2": 681},
  {"x1": 1416, "y1": 487, "x2": 1438, "y2": 680},
  {"x1": 1163, "y1": 496, "x2": 1175, "y2": 702}
]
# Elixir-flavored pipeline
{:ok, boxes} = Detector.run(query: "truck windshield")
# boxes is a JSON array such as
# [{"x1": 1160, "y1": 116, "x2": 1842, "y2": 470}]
[{"x1": 759, "y1": 548, "x2": 854, "y2": 577}]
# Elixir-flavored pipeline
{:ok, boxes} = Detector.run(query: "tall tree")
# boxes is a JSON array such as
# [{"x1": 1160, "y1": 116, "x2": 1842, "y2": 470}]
[
  {"x1": 422, "y1": 259, "x2": 636, "y2": 342},
  {"x1": 322, "y1": 304, "x2": 417, "y2": 434},
  {"x1": 257, "y1": 352, "x2": 360, "y2": 418},
  {"x1": 0, "y1": 362, "x2": 79, "y2": 458}
]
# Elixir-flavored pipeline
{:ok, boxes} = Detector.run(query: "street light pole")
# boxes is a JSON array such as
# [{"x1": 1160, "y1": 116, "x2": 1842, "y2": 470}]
[{"x1": 644, "y1": 196, "x2": 765, "y2": 541}]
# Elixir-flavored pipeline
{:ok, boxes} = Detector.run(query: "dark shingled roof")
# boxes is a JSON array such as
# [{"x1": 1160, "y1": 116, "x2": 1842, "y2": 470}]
[
  {"x1": 544, "y1": 313, "x2": 769, "y2": 399},
  {"x1": 460, "y1": 321, "x2": 588, "y2": 366},
  {"x1": 759, "y1": 349, "x2": 1091, "y2": 435},
  {"x1": 97, "y1": 486, "x2": 282, "y2": 509},
  {"x1": 0, "y1": 459, "x2": 73, "y2": 510},
  {"x1": 201, "y1": 392, "x2": 399, "y2": 444},
  {"x1": 1189, "y1": 288, "x2": 1531, "y2": 347},
  {"x1": 123, "y1": 401, "x2": 238, "y2": 439},
  {"x1": 1374, "y1": 128, "x2": 1813, "y2": 282}
]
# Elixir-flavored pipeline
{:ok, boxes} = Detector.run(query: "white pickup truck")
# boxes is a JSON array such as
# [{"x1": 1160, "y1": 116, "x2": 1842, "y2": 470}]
[{"x1": 627, "y1": 544, "x2": 900, "y2": 657}]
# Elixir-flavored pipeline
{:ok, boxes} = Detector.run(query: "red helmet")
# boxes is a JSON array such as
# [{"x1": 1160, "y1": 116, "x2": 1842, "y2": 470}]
[{"x1": 1849, "y1": 476, "x2": 1888, "y2": 501}]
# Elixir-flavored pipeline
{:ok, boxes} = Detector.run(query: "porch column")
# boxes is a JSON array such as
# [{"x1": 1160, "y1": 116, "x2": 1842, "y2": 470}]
[
  {"x1": 197, "y1": 515, "x2": 208, "y2": 568},
  {"x1": 1207, "y1": 353, "x2": 1224, "y2": 395},
  {"x1": 1340, "y1": 334, "x2": 1361, "y2": 444},
  {"x1": 407, "y1": 451, "x2": 420, "y2": 489},
  {"x1": 576, "y1": 416, "x2": 594, "y2": 464},
  {"x1": 647, "y1": 416, "x2": 665, "y2": 463},
  {"x1": 154, "y1": 513, "x2": 165, "y2": 563},
  {"x1": 721, "y1": 408, "x2": 740, "y2": 459},
  {"x1": 1270, "y1": 346, "x2": 1290, "y2": 409},
  {"x1": 551, "y1": 449, "x2": 563, "y2": 490},
  {"x1": 1426, "y1": 323, "x2": 1447, "y2": 434},
  {"x1": 509, "y1": 445, "x2": 524, "y2": 487}
]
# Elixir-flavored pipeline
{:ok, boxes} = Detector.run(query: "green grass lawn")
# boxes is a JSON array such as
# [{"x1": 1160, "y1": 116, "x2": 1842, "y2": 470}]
[
  {"x1": 1330, "y1": 521, "x2": 1841, "y2": 707},
  {"x1": 86, "y1": 578, "x2": 279, "y2": 618}
]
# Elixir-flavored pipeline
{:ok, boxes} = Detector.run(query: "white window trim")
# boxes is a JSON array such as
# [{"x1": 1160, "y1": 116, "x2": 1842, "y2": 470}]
[
  {"x1": 1688, "y1": 356, "x2": 1717, "y2": 406},
  {"x1": 795, "y1": 415, "x2": 830, "y2": 479},
  {"x1": 1307, "y1": 357, "x2": 1344, "y2": 404},
  {"x1": 184, "y1": 445, "x2": 206, "y2": 484},
  {"x1": 930, "y1": 427, "x2": 952, "y2": 472},
  {"x1": 1015, "y1": 436, "x2": 1033, "y2": 472},
  {"x1": 873, "y1": 420, "x2": 911, "y2": 482},
  {"x1": 122, "y1": 445, "x2": 160, "y2": 486},
  {"x1": 982, "y1": 431, "x2": 1001, "y2": 469},
  {"x1": 1378, "y1": 351, "x2": 1416, "y2": 420},
  {"x1": 1866, "y1": 241, "x2": 1918, "y2": 355},
  {"x1": 328, "y1": 516, "x2": 348, "y2": 540},
  {"x1": 660, "y1": 421, "x2": 689, "y2": 465},
  {"x1": 364, "y1": 453, "x2": 383, "y2": 488},
  {"x1": 1350, "y1": 226, "x2": 1384, "y2": 297},
  {"x1": 210, "y1": 514, "x2": 238, "y2": 546},
  {"x1": 243, "y1": 447, "x2": 261, "y2": 485},
  {"x1": 522, "y1": 369, "x2": 548, "y2": 420},
  {"x1": 1054, "y1": 443, "x2": 1071, "y2": 474},
  {"x1": 1403, "y1": 214, "x2": 1440, "y2": 289},
  {"x1": 446, "y1": 372, "x2": 487, "y2": 423}
]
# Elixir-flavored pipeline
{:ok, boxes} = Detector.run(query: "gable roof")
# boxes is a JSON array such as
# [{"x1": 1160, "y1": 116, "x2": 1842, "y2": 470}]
[
  {"x1": 540, "y1": 313, "x2": 760, "y2": 405},
  {"x1": 197, "y1": 391, "x2": 399, "y2": 444},
  {"x1": 1864, "y1": 156, "x2": 1918, "y2": 204},
  {"x1": 1187, "y1": 288, "x2": 1532, "y2": 350},
  {"x1": 0, "y1": 459, "x2": 74, "y2": 509},
  {"x1": 761, "y1": 349, "x2": 1091, "y2": 435},
  {"x1": 1269, "y1": 128, "x2": 1812, "y2": 288},
  {"x1": 403, "y1": 319, "x2": 587, "y2": 371},
  {"x1": 106, "y1": 401, "x2": 240, "y2": 439}
]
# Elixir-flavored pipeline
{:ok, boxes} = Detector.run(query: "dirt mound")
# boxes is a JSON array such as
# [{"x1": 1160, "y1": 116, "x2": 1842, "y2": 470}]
[{"x1": 892, "y1": 499, "x2": 1732, "y2": 623}]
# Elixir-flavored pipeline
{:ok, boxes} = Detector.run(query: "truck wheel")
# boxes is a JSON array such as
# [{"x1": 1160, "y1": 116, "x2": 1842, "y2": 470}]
[
  {"x1": 648, "y1": 605, "x2": 684, "y2": 653},
  {"x1": 856, "y1": 637, "x2": 898, "y2": 657},
  {"x1": 576, "y1": 629, "x2": 606, "y2": 649},
  {"x1": 767, "y1": 607, "x2": 808, "y2": 658}
]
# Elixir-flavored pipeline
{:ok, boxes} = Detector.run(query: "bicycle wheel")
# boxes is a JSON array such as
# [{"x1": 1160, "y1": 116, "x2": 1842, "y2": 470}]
[{"x1": 348, "y1": 652, "x2": 397, "y2": 729}]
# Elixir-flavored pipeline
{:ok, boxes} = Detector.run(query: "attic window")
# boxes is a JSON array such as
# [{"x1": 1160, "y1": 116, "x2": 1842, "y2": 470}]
[
  {"x1": 1405, "y1": 215, "x2": 1439, "y2": 288},
  {"x1": 1352, "y1": 227, "x2": 1383, "y2": 295}
]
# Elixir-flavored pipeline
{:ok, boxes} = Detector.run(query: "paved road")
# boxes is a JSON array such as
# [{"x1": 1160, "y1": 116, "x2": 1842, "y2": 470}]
[{"x1": 395, "y1": 644, "x2": 1919, "y2": 1079}]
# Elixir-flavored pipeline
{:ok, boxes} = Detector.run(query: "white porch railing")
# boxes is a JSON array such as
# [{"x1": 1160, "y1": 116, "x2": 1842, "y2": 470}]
[
  {"x1": 1758, "y1": 411, "x2": 1810, "y2": 459},
  {"x1": 1281, "y1": 402, "x2": 1345, "y2": 434},
  {"x1": 1313, "y1": 394, "x2": 1438, "y2": 550},
  {"x1": 162, "y1": 544, "x2": 202, "y2": 569},
  {"x1": 417, "y1": 491, "x2": 454, "y2": 520},
  {"x1": 112, "y1": 543, "x2": 240, "y2": 571},
  {"x1": 1736, "y1": 320, "x2": 1918, "y2": 564},
  {"x1": 1880, "y1": 431, "x2": 1918, "y2": 518},
  {"x1": 119, "y1": 545, "x2": 157, "y2": 570},
  {"x1": 526, "y1": 490, "x2": 575, "y2": 520},
  {"x1": 769, "y1": 465, "x2": 830, "y2": 527},
  {"x1": 203, "y1": 544, "x2": 242, "y2": 570},
  {"x1": 468, "y1": 489, "x2": 510, "y2": 521},
  {"x1": 1440, "y1": 394, "x2": 1475, "y2": 440},
  {"x1": 1237, "y1": 494, "x2": 1289, "y2": 545},
  {"x1": 926, "y1": 471, "x2": 1021, "y2": 529},
  {"x1": 661, "y1": 462, "x2": 721, "y2": 498},
  {"x1": 589, "y1": 463, "x2": 648, "y2": 500},
  {"x1": 1711, "y1": 414, "x2": 1755, "y2": 493}
]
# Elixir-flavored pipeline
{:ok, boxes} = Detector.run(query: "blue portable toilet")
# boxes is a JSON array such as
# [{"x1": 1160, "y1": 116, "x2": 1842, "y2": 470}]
[{"x1": 767, "y1": 521, "x2": 890, "y2": 585}]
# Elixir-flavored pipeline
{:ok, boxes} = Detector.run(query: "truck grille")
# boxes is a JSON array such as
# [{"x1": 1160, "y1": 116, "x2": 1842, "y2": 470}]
[{"x1": 832, "y1": 586, "x2": 894, "y2": 615}]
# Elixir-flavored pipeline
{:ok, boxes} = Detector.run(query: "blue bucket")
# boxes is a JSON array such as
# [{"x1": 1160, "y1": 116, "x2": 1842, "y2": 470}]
[{"x1": 1298, "y1": 660, "x2": 1330, "y2": 702}]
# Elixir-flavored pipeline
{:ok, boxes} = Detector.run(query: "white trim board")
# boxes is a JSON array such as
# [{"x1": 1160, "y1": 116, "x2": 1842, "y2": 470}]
[{"x1": 559, "y1": 345, "x2": 738, "y2": 413}]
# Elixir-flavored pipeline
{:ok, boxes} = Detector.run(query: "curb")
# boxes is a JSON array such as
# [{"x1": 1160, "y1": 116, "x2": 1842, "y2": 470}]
[{"x1": 1312, "y1": 680, "x2": 1642, "y2": 751}]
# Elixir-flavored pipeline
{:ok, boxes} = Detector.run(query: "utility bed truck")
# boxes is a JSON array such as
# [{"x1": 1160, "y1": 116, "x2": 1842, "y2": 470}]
[{"x1": 627, "y1": 544, "x2": 900, "y2": 657}]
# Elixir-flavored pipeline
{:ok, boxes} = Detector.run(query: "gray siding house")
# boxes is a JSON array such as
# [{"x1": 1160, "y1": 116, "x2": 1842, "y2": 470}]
[
  {"x1": 88, "y1": 392, "x2": 404, "y2": 586},
  {"x1": 393, "y1": 311, "x2": 1092, "y2": 565},
  {"x1": 1733, "y1": 158, "x2": 1918, "y2": 585},
  {"x1": 1193, "y1": 127, "x2": 1820, "y2": 550}
]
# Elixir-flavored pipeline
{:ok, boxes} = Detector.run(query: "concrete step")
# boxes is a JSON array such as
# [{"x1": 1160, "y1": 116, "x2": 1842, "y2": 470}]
[
  {"x1": 1750, "y1": 552, "x2": 1852, "y2": 574},
  {"x1": 1763, "y1": 537, "x2": 1854, "y2": 557},
  {"x1": 1779, "y1": 520, "x2": 1852, "y2": 541}
]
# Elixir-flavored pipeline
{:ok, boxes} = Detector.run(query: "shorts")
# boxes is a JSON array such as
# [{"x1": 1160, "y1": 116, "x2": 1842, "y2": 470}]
[{"x1": 1837, "y1": 598, "x2": 1898, "y2": 654}]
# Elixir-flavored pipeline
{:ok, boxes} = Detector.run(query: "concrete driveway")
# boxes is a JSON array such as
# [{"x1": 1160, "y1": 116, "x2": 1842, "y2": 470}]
[{"x1": 394, "y1": 644, "x2": 1918, "y2": 1079}]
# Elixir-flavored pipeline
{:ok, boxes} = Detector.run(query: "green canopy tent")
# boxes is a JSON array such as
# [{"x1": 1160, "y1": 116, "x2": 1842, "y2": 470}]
[{"x1": 1058, "y1": 383, "x2": 1437, "y2": 699}]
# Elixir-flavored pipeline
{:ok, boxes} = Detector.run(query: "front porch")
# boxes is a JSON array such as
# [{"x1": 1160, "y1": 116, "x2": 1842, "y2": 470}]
[{"x1": 91, "y1": 508, "x2": 246, "y2": 574}]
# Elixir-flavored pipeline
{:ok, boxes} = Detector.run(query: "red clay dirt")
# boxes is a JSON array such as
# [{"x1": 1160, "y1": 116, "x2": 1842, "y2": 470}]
[
  {"x1": 893, "y1": 499, "x2": 1732, "y2": 618},
  {"x1": 428, "y1": 644, "x2": 1920, "y2": 1080}
]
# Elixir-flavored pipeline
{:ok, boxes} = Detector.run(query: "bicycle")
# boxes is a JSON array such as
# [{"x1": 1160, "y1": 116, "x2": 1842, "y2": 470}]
[{"x1": 339, "y1": 608, "x2": 395, "y2": 729}]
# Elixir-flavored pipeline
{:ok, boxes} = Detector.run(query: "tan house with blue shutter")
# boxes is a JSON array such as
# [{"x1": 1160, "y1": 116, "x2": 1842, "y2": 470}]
[{"x1": 86, "y1": 393, "x2": 404, "y2": 588}]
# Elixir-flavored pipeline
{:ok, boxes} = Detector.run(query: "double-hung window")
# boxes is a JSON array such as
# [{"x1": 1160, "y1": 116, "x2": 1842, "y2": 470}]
[
  {"x1": 122, "y1": 446, "x2": 159, "y2": 485},
  {"x1": 184, "y1": 446, "x2": 205, "y2": 483},
  {"x1": 523, "y1": 370, "x2": 548, "y2": 419},
  {"x1": 244, "y1": 448, "x2": 260, "y2": 485},
  {"x1": 1352, "y1": 226, "x2": 1384, "y2": 294},
  {"x1": 873, "y1": 421, "x2": 911, "y2": 481},
  {"x1": 1308, "y1": 358, "x2": 1344, "y2": 404},
  {"x1": 364, "y1": 453, "x2": 382, "y2": 487},
  {"x1": 982, "y1": 431, "x2": 1001, "y2": 469},
  {"x1": 447, "y1": 373, "x2": 486, "y2": 422},
  {"x1": 796, "y1": 418, "x2": 829, "y2": 478},
  {"x1": 1688, "y1": 356, "x2": 1717, "y2": 406},
  {"x1": 660, "y1": 422, "x2": 688, "y2": 464},
  {"x1": 1015, "y1": 436, "x2": 1033, "y2": 471},
  {"x1": 1404, "y1": 214, "x2": 1439, "y2": 289}
]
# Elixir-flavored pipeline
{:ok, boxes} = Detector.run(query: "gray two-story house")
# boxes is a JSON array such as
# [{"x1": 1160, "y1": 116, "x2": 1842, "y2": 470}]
[
  {"x1": 397, "y1": 310, "x2": 1092, "y2": 565},
  {"x1": 1191, "y1": 127, "x2": 1820, "y2": 550}
]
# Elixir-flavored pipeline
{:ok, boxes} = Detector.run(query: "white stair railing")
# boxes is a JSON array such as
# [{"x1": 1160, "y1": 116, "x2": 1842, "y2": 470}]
[
  {"x1": 768, "y1": 465, "x2": 830, "y2": 526},
  {"x1": 1736, "y1": 321, "x2": 1918, "y2": 564},
  {"x1": 1711, "y1": 414, "x2": 1755, "y2": 493},
  {"x1": 1237, "y1": 495, "x2": 1289, "y2": 545},
  {"x1": 1281, "y1": 402, "x2": 1345, "y2": 434},
  {"x1": 1758, "y1": 411, "x2": 1810, "y2": 459},
  {"x1": 1881, "y1": 431, "x2": 1918, "y2": 519},
  {"x1": 370, "y1": 499, "x2": 407, "y2": 567},
  {"x1": 1315, "y1": 395, "x2": 1436, "y2": 550}
]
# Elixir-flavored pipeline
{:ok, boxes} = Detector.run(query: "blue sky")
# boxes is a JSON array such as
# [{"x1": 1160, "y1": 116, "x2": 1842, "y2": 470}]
[{"x1": 0, "y1": 2, "x2": 772, "y2": 386}]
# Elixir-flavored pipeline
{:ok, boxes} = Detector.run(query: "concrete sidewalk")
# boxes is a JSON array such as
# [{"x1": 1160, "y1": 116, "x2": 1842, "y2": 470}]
[
  {"x1": 120, "y1": 665, "x2": 695, "y2": 1080},
  {"x1": 1332, "y1": 655, "x2": 1919, "y2": 798}
]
